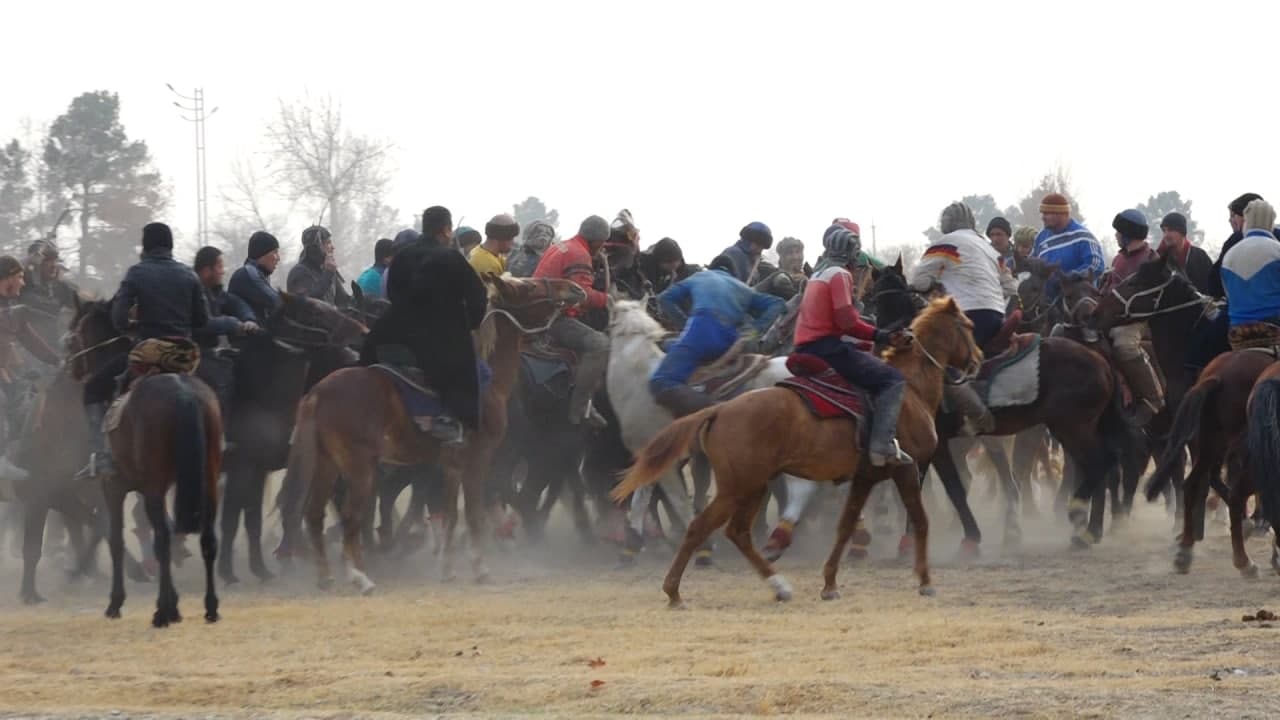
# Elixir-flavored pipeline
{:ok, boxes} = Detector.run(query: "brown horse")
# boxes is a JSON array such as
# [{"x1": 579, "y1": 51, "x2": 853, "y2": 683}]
[
  {"x1": 1145, "y1": 348, "x2": 1274, "y2": 576},
  {"x1": 284, "y1": 274, "x2": 586, "y2": 592},
  {"x1": 70, "y1": 302, "x2": 224, "y2": 627},
  {"x1": 1245, "y1": 361, "x2": 1280, "y2": 574},
  {"x1": 611, "y1": 298, "x2": 981, "y2": 607}
]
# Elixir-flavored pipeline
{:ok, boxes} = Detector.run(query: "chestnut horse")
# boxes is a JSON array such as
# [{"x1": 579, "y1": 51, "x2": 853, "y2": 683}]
[
  {"x1": 283, "y1": 274, "x2": 586, "y2": 592},
  {"x1": 612, "y1": 298, "x2": 981, "y2": 607},
  {"x1": 70, "y1": 301, "x2": 224, "y2": 627},
  {"x1": 1245, "y1": 361, "x2": 1280, "y2": 574}
]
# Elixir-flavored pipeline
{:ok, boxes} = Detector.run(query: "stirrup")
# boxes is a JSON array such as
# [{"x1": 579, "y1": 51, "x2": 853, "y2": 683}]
[
  {"x1": 870, "y1": 439, "x2": 914, "y2": 467},
  {"x1": 417, "y1": 415, "x2": 464, "y2": 446}
]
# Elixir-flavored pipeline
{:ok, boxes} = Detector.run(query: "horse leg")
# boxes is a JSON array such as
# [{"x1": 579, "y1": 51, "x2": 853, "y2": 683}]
[
  {"x1": 339, "y1": 466, "x2": 376, "y2": 596},
  {"x1": 244, "y1": 466, "x2": 273, "y2": 581},
  {"x1": 723, "y1": 487, "x2": 791, "y2": 602},
  {"x1": 104, "y1": 482, "x2": 127, "y2": 619},
  {"x1": 439, "y1": 458, "x2": 463, "y2": 582},
  {"x1": 821, "y1": 478, "x2": 873, "y2": 601},
  {"x1": 1175, "y1": 454, "x2": 1213, "y2": 573},
  {"x1": 20, "y1": 498, "x2": 49, "y2": 604},
  {"x1": 1011, "y1": 428, "x2": 1041, "y2": 519},
  {"x1": 306, "y1": 454, "x2": 339, "y2": 590},
  {"x1": 1227, "y1": 459, "x2": 1257, "y2": 578},
  {"x1": 983, "y1": 437, "x2": 1021, "y2": 548},
  {"x1": 564, "y1": 465, "x2": 595, "y2": 547},
  {"x1": 143, "y1": 494, "x2": 180, "y2": 627},
  {"x1": 764, "y1": 475, "x2": 818, "y2": 562},
  {"x1": 217, "y1": 458, "x2": 245, "y2": 585},
  {"x1": 662, "y1": 493, "x2": 736, "y2": 609},
  {"x1": 200, "y1": 487, "x2": 219, "y2": 623},
  {"x1": 932, "y1": 442, "x2": 982, "y2": 555},
  {"x1": 690, "y1": 453, "x2": 716, "y2": 564},
  {"x1": 461, "y1": 450, "x2": 494, "y2": 584}
]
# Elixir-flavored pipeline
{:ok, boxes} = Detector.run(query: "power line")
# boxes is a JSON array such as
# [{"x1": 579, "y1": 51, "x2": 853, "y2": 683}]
[{"x1": 166, "y1": 84, "x2": 218, "y2": 246}]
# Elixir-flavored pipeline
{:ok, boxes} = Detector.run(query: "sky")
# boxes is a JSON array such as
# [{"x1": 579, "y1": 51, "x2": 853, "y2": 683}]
[{"x1": 2, "y1": 0, "x2": 1275, "y2": 266}]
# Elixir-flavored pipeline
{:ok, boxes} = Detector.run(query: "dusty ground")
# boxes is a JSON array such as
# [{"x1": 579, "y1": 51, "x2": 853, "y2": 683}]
[{"x1": 1, "y1": 486, "x2": 1280, "y2": 719}]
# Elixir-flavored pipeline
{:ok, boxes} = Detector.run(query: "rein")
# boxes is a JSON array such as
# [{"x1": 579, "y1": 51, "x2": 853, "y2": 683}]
[
  {"x1": 66, "y1": 334, "x2": 128, "y2": 363},
  {"x1": 483, "y1": 279, "x2": 573, "y2": 336},
  {"x1": 1110, "y1": 273, "x2": 1212, "y2": 320}
]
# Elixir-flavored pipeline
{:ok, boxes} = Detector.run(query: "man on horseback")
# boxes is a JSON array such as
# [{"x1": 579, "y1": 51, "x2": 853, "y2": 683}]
[
  {"x1": 355, "y1": 238, "x2": 395, "y2": 300},
  {"x1": 753, "y1": 236, "x2": 809, "y2": 300},
  {"x1": 1157, "y1": 212, "x2": 1213, "y2": 295},
  {"x1": 0, "y1": 255, "x2": 61, "y2": 482},
  {"x1": 1221, "y1": 199, "x2": 1280, "y2": 350},
  {"x1": 1192, "y1": 193, "x2": 1266, "y2": 373},
  {"x1": 287, "y1": 226, "x2": 350, "y2": 308},
  {"x1": 713, "y1": 222, "x2": 773, "y2": 284},
  {"x1": 468, "y1": 214, "x2": 519, "y2": 276},
  {"x1": 508, "y1": 220, "x2": 556, "y2": 278},
  {"x1": 78, "y1": 223, "x2": 209, "y2": 480},
  {"x1": 20, "y1": 240, "x2": 82, "y2": 349},
  {"x1": 1101, "y1": 209, "x2": 1166, "y2": 425},
  {"x1": 192, "y1": 246, "x2": 260, "y2": 416},
  {"x1": 648, "y1": 266, "x2": 785, "y2": 417},
  {"x1": 532, "y1": 215, "x2": 612, "y2": 428},
  {"x1": 228, "y1": 231, "x2": 282, "y2": 323},
  {"x1": 909, "y1": 202, "x2": 1004, "y2": 435},
  {"x1": 794, "y1": 224, "x2": 913, "y2": 467},
  {"x1": 986, "y1": 217, "x2": 1020, "y2": 300},
  {"x1": 1033, "y1": 192, "x2": 1105, "y2": 301}
]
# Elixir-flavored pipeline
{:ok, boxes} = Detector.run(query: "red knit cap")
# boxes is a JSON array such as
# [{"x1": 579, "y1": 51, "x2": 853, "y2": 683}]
[
  {"x1": 832, "y1": 217, "x2": 861, "y2": 237},
  {"x1": 1039, "y1": 193, "x2": 1071, "y2": 214}
]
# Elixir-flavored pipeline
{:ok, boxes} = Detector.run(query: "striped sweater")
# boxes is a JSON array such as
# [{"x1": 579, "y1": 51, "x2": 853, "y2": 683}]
[{"x1": 1033, "y1": 219, "x2": 1106, "y2": 300}]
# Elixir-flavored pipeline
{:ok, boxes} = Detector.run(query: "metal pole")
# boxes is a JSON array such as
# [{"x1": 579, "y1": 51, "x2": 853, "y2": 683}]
[{"x1": 168, "y1": 84, "x2": 213, "y2": 246}]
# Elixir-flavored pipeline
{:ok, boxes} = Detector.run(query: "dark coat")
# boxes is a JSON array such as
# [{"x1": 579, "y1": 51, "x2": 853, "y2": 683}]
[
  {"x1": 364, "y1": 242, "x2": 489, "y2": 429},
  {"x1": 112, "y1": 249, "x2": 209, "y2": 340},
  {"x1": 228, "y1": 259, "x2": 281, "y2": 323},
  {"x1": 1184, "y1": 245, "x2": 1214, "y2": 297},
  {"x1": 287, "y1": 255, "x2": 351, "y2": 307},
  {"x1": 194, "y1": 285, "x2": 255, "y2": 349}
]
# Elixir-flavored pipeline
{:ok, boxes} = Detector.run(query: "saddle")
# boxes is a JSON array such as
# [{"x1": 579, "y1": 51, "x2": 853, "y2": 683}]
[
  {"x1": 776, "y1": 354, "x2": 870, "y2": 430},
  {"x1": 370, "y1": 354, "x2": 492, "y2": 432},
  {"x1": 128, "y1": 337, "x2": 201, "y2": 379},
  {"x1": 974, "y1": 333, "x2": 1042, "y2": 408},
  {"x1": 983, "y1": 309, "x2": 1023, "y2": 356},
  {"x1": 687, "y1": 337, "x2": 772, "y2": 400},
  {"x1": 1229, "y1": 321, "x2": 1280, "y2": 355}
]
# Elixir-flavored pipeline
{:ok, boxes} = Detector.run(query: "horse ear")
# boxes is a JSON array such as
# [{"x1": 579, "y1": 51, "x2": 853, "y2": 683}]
[
  {"x1": 893, "y1": 255, "x2": 903, "y2": 274},
  {"x1": 945, "y1": 297, "x2": 959, "y2": 313},
  {"x1": 351, "y1": 281, "x2": 363, "y2": 303}
]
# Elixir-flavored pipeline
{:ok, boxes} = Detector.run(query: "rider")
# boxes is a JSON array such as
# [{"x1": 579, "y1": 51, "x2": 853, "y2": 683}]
[
  {"x1": 605, "y1": 210, "x2": 650, "y2": 300},
  {"x1": 1102, "y1": 209, "x2": 1165, "y2": 425},
  {"x1": 20, "y1": 240, "x2": 82, "y2": 350},
  {"x1": 0, "y1": 256, "x2": 61, "y2": 482},
  {"x1": 192, "y1": 246, "x2": 260, "y2": 417},
  {"x1": 637, "y1": 237, "x2": 688, "y2": 296},
  {"x1": 455, "y1": 226, "x2": 482, "y2": 258},
  {"x1": 355, "y1": 238, "x2": 395, "y2": 299},
  {"x1": 909, "y1": 202, "x2": 1004, "y2": 436},
  {"x1": 227, "y1": 231, "x2": 283, "y2": 323},
  {"x1": 1156, "y1": 212, "x2": 1213, "y2": 295},
  {"x1": 1011, "y1": 226, "x2": 1037, "y2": 281},
  {"x1": 1033, "y1": 192, "x2": 1106, "y2": 302},
  {"x1": 365, "y1": 206, "x2": 489, "y2": 442},
  {"x1": 78, "y1": 223, "x2": 210, "y2": 480},
  {"x1": 1221, "y1": 199, "x2": 1280, "y2": 349},
  {"x1": 753, "y1": 236, "x2": 809, "y2": 300},
  {"x1": 469, "y1": 214, "x2": 519, "y2": 276},
  {"x1": 795, "y1": 225, "x2": 913, "y2": 467},
  {"x1": 713, "y1": 222, "x2": 773, "y2": 284},
  {"x1": 986, "y1": 217, "x2": 1019, "y2": 300},
  {"x1": 648, "y1": 264, "x2": 785, "y2": 417},
  {"x1": 508, "y1": 220, "x2": 556, "y2": 278},
  {"x1": 532, "y1": 215, "x2": 612, "y2": 428},
  {"x1": 287, "y1": 226, "x2": 350, "y2": 307}
]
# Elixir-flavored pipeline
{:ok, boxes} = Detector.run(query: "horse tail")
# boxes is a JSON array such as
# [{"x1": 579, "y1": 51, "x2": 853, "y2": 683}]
[
  {"x1": 1247, "y1": 377, "x2": 1280, "y2": 533},
  {"x1": 173, "y1": 379, "x2": 207, "y2": 535},
  {"x1": 610, "y1": 407, "x2": 718, "y2": 503},
  {"x1": 278, "y1": 393, "x2": 319, "y2": 525},
  {"x1": 1145, "y1": 377, "x2": 1220, "y2": 502}
]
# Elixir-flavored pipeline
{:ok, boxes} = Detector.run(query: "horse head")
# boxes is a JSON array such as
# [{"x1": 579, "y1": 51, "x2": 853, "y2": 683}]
[
  {"x1": 1057, "y1": 272, "x2": 1101, "y2": 326},
  {"x1": 867, "y1": 258, "x2": 921, "y2": 328},
  {"x1": 608, "y1": 298, "x2": 666, "y2": 344},
  {"x1": 1015, "y1": 258, "x2": 1058, "y2": 332},
  {"x1": 67, "y1": 298, "x2": 122, "y2": 381},
  {"x1": 482, "y1": 275, "x2": 585, "y2": 327},
  {"x1": 900, "y1": 296, "x2": 982, "y2": 377},
  {"x1": 275, "y1": 292, "x2": 368, "y2": 347},
  {"x1": 1093, "y1": 251, "x2": 1203, "y2": 331}
]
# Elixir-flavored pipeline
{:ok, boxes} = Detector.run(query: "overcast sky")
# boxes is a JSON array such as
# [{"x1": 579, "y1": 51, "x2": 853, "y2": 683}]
[{"x1": 3, "y1": 0, "x2": 1274, "y2": 264}]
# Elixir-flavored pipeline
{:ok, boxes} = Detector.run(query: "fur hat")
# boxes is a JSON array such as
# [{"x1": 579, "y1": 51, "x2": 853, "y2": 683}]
[
  {"x1": 1013, "y1": 226, "x2": 1037, "y2": 247},
  {"x1": 611, "y1": 209, "x2": 638, "y2": 233},
  {"x1": 248, "y1": 231, "x2": 280, "y2": 260},
  {"x1": 142, "y1": 222, "x2": 174, "y2": 253},
  {"x1": 986, "y1": 216, "x2": 1012, "y2": 237},
  {"x1": 1160, "y1": 212, "x2": 1188, "y2": 236},
  {"x1": 484, "y1": 213, "x2": 520, "y2": 240},
  {"x1": 455, "y1": 226, "x2": 482, "y2": 248},
  {"x1": 1229, "y1": 193, "x2": 1264, "y2": 217},
  {"x1": 301, "y1": 225, "x2": 331, "y2": 248},
  {"x1": 1244, "y1": 199, "x2": 1277, "y2": 232},
  {"x1": 391, "y1": 228, "x2": 421, "y2": 252},
  {"x1": 521, "y1": 220, "x2": 556, "y2": 252},
  {"x1": 649, "y1": 237, "x2": 684, "y2": 264},
  {"x1": 939, "y1": 202, "x2": 977, "y2": 234},
  {"x1": 579, "y1": 215, "x2": 611, "y2": 243},
  {"x1": 776, "y1": 236, "x2": 804, "y2": 254},
  {"x1": 1112, "y1": 209, "x2": 1149, "y2": 241},
  {"x1": 1039, "y1": 193, "x2": 1071, "y2": 215}
]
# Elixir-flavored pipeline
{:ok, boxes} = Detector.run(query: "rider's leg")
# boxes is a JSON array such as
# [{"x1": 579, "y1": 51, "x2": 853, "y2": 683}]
[
  {"x1": 649, "y1": 314, "x2": 736, "y2": 418},
  {"x1": 548, "y1": 317, "x2": 610, "y2": 428},
  {"x1": 76, "y1": 355, "x2": 129, "y2": 480},
  {"x1": 1110, "y1": 322, "x2": 1163, "y2": 425},
  {"x1": 802, "y1": 337, "x2": 913, "y2": 467}
]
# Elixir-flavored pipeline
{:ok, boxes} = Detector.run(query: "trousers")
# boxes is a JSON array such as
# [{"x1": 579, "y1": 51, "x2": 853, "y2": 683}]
[{"x1": 649, "y1": 312, "x2": 738, "y2": 395}]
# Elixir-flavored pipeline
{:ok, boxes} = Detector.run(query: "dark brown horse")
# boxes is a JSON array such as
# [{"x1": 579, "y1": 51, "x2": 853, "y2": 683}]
[
  {"x1": 283, "y1": 275, "x2": 586, "y2": 592},
  {"x1": 1245, "y1": 361, "x2": 1280, "y2": 574},
  {"x1": 70, "y1": 302, "x2": 223, "y2": 627}
]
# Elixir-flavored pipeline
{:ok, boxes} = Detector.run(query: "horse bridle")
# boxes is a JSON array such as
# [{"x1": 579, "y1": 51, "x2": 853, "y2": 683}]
[
  {"x1": 1109, "y1": 272, "x2": 1211, "y2": 321},
  {"x1": 483, "y1": 278, "x2": 575, "y2": 336}
]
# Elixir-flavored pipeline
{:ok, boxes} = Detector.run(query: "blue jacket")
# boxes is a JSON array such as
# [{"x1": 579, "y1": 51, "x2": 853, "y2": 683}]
[
  {"x1": 1221, "y1": 229, "x2": 1280, "y2": 326},
  {"x1": 1033, "y1": 219, "x2": 1105, "y2": 300},
  {"x1": 657, "y1": 269, "x2": 785, "y2": 335},
  {"x1": 194, "y1": 285, "x2": 255, "y2": 348},
  {"x1": 228, "y1": 259, "x2": 282, "y2": 323},
  {"x1": 356, "y1": 265, "x2": 386, "y2": 298},
  {"x1": 111, "y1": 249, "x2": 209, "y2": 340},
  {"x1": 713, "y1": 239, "x2": 759, "y2": 284}
]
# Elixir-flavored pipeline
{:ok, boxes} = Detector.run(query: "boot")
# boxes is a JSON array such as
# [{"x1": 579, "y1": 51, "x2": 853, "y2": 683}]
[
  {"x1": 1117, "y1": 352, "x2": 1164, "y2": 427},
  {"x1": 654, "y1": 385, "x2": 715, "y2": 418},
  {"x1": 945, "y1": 379, "x2": 996, "y2": 437},
  {"x1": 868, "y1": 382, "x2": 914, "y2": 467},
  {"x1": 75, "y1": 402, "x2": 115, "y2": 481}
]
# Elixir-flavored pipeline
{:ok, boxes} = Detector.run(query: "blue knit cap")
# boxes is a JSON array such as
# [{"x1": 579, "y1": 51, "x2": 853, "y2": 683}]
[
  {"x1": 739, "y1": 221, "x2": 773, "y2": 249},
  {"x1": 1112, "y1": 208, "x2": 1149, "y2": 241}
]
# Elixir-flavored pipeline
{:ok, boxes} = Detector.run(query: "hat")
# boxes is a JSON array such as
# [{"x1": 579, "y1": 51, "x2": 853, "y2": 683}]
[
  {"x1": 822, "y1": 224, "x2": 861, "y2": 265},
  {"x1": 247, "y1": 231, "x2": 280, "y2": 260},
  {"x1": 0, "y1": 256, "x2": 23, "y2": 278},
  {"x1": 455, "y1": 226, "x2": 482, "y2": 247},
  {"x1": 740, "y1": 221, "x2": 774, "y2": 249},
  {"x1": 1244, "y1": 199, "x2": 1277, "y2": 232},
  {"x1": 1112, "y1": 209, "x2": 1149, "y2": 241},
  {"x1": 579, "y1": 215, "x2": 611, "y2": 243},
  {"x1": 521, "y1": 220, "x2": 557, "y2": 252},
  {"x1": 987, "y1": 216, "x2": 1013, "y2": 236},
  {"x1": 1013, "y1": 226, "x2": 1037, "y2": 247},
  {"x1": 939, "y1": 202, "x2": 977, "y2": 234},
  {"x1": 373, "y1": 238, "x2": 395, "y2": 263},
  {"x1": 832, "y1": 218, "x2": 861, "y2": 237},
  {"x1": 301, "y1": 225, "x2": 331, "y2": 248},
  {"x1": 611, "y1": 209, "x2": 637, "y2": 232},
  {"x1": 1229, "y1": 193, "x2": 1264, "y2": 217},
  {"x1": 28, "y1": 239, "x2": 58, "y2": 260},
  {"x1": 776, "y1": 236, "x2": 804, "y2": 254},
  {"x1": 1160, "y1": 212, "x2": 1188, "y2": 236},
  {"x1": 650, "y1": 237, "x2": 684, "y2": 264},
  {"x1": 391, "y1": 228, "x2": 422, "y2": 252},
  {"x1": 1039, "y1": 193, "x2": 1071, "y2": 214},
  {"x1": 484, "y1": 213, "x2": 520, "y2": 240},
  {"x1": 142, "y1": 222, "x2": 174, "y2": 252}
]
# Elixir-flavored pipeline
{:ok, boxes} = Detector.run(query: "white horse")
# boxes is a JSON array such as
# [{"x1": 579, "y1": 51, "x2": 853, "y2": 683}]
[{"x1": 605, "y1": 300, "x2": 819, "y2": 557}]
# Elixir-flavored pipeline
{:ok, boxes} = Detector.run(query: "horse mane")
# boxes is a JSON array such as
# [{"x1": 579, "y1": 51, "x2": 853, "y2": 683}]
[
  {"x1": 474, "y1": 275, "x2": 535, "y2": 361},
  {"x1": 611, "y1": 299, "x2": 667, "y2": 345},
  {"x1": 885, "y1": 297, "x2": 961, "y2": 362}
]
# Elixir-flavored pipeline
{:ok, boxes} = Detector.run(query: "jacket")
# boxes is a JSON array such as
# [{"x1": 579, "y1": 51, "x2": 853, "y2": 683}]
[
  {"x1": 228, "y1": 259, "x2": 281, "y2": 322},
  {"x1": 287, "y1": 257, "x2": 350, "y2": 307},
  {"x1": 532, "y1": 235, "x2": 607, "y2": 318},
  {"x1": 468, "y1": 245, "x2": 507, "y2": 276},
  {"x1": 356, "y1": 265, "x2": 386, "y2": 299},
  {"x1": 112, "y1": 248, "x2": 209, "y2": 341},
  {"x1": 1102, "y1": 243, "x2": 1157, "y2": 295},
  {"x1": 910, "y1": 228, "x2": 1006, "y2": 314},
  {"x1": 1033, "y1": 220, "x2": 1106, "y2": 300},
  {"x1": 0, "y1": 301, "x2": 60, "y2": 380},
  {"x1": 713, "y1": 239, "x2": 759, "y2": 284},
  {"x1": 194, "y1": 285, "x2": 254, "y2": 349},
  {"x1": 507, "y1": 247, "x2": 543, "y2": 278},
  {"x1": 1221, "y1": 229, "x2": 1280, "y2": 326},
  {"x1": 795, "y1": 266, "x2": 879, "y2": 346},
  {"x1": 657, "y1": 269, "x2": 785, "y2": 335}
]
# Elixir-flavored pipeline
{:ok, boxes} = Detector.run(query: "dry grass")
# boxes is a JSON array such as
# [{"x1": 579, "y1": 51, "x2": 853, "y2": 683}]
[{"x1": 1, "y1": 501, "x2": 1279, "y2": 719}]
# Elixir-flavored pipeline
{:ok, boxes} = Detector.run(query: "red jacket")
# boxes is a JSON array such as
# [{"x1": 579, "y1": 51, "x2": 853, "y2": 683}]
[
  {"x1": 533, "y1": 235, "x2": 607, "y2": 317},
  {"x1": 794, "y1": 266, "x2": 878, "y2": 346}
]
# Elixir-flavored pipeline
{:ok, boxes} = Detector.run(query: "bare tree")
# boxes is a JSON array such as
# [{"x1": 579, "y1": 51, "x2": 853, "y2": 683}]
[
  {"x1": 264, "y1": 95, "x2": 392, "y2": 248},
  {"x1": 212, "y1": 156, "x2": 289, "y2": 262}
]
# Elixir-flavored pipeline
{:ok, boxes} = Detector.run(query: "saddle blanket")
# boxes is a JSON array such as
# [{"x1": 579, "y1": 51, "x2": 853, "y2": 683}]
[
  {"x1": 371, "y1": 362, "x2": 492, "y2": 421},
  {"x1": 104, "y1": 391, "x2": 132, "y2": 433},
  {"x1": 776, "y1": 354, "x2": 871, "y2": 446},
  {"x1": 975, "y1": 335, "x2": 1041, "y2": 409}
]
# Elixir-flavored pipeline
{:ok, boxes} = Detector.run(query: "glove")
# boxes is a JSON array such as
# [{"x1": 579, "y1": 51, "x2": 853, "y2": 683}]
[{"x1": 241, "y1": 321, "x2": 263, "y2": 336}]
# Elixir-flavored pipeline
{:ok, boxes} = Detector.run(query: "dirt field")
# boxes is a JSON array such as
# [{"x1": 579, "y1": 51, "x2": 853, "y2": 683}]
[{"x1": 2, "y1": 493, "x2": 1279, "y2": 719}]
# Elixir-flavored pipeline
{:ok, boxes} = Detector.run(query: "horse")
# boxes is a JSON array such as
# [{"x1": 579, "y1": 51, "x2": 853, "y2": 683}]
[
  {"x1": 217, "y1": 291, "x2": 368, "y2": 584},
  {"x1": 69, "y1": 301, "x2": 223, "y2": 627},
  {"x1": 1245, "y1": 361, "x2": 1280, "y2": 574},
  {"x1": 282, "y1": 274, "x2": 586, "y2": 592},
  {"x1": 610, "y1": 297, "x2": 980, "y2": 607}
]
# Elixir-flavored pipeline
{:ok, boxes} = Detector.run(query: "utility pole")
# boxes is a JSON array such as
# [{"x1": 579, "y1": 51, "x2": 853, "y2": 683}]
[
  {"x1": 166, "y1": 85, "x2": 218, "y2": 246},
  {"x1": 871, "y1": 220, "x2": 878, "y2": 259}
]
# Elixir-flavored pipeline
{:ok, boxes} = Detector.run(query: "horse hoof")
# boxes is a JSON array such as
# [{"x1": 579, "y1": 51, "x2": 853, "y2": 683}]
[
  {"x1": 768, "y1": 574, "x2": 793, "y2": 603},
  {"x1": 1173, "y1": 551, "x2": 1192, "y2": 575},
  {"x1": 317, "y1": 576, "x2": 335, "y2": 591},
  {"x1": 105, "y1": 605, "x2": 121, "y2": 619},
  {"x1": 821, "y1": 588, "x2": 841, "y2": 601},
  {"x1": 20, "y1": 591, "x2": 46, "y2": 606},
  {"x1": 667, "y1": 599, "x2": 687, "y2": 611},
  {"x1": 897, "y1": 534, "x2": 915, "y2": 559},
  {"x1": 359, "y1": 583, "x2": 376, "y2": 597},
  {"x1": 958, "y1": 539, "x2": 980, "y2": 559},
  {"x1": 694, "y1": 553, "x2": 715, "y2": 568},
  {"x1": 1069, "y1": 536, "x2": 1091, "y2": 551},
  {"x1": 919, "y1": 585, "x2": 937, "y2": 597},
  {"x1": 250, "y1": 567, "x2": 275, "y2": 583},
  {"x1": 615, "y1": 554, "x2": 638, "y2": 570},
  {"x1": 220, "y1": 573, "x2": 240, "y2": 586},
  {"x1": 152, "y1": 612, "x2": 170, "y2": 629},
  {"x1": 1240, "y1": 563, "x2": 1259, "y2": 579},
  {"x1": 474, "y1": 573, "x2": 492, "y2": 586},
  {"x1": 205, "y1": 612, "x2": 220, "y2": 623},
  {"x1": 846, "y1": 546, "x2": 869, "y2": 563}
]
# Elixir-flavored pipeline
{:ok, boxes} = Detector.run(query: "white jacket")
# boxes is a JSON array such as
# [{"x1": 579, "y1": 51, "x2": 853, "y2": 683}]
[{"x1": 909, "y1": 228, "x2": 1006, "y2": 313}]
